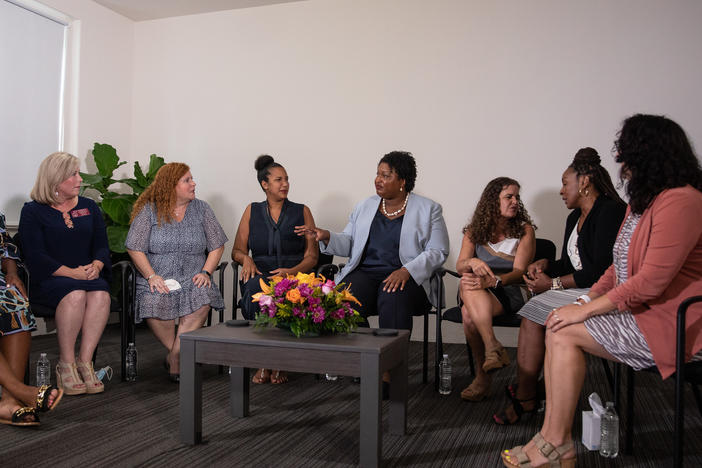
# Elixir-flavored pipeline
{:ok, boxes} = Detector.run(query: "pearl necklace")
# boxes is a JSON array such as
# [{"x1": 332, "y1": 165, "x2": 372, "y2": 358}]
[{"x1": 382, "y1": 194, "x2": 408, "y2": 217}]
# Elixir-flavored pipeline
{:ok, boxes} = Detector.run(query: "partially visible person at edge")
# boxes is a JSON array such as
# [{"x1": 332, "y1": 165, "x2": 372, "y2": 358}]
[
  {"x1": 232, "y1": 154, "x2": 318, "y2": 385},
  {"x1": 19, "y1": 152, "x2": 111, "y2": 396},
  {"x1": 493, "y1": 148, "x2": 626, "y2": 425},
  {"x1": 126, "y1": 163, "x2": 227, "y2": 383},
  {"x1": 295, "y1": 151, "x2": 449, "y2": 396},
  {"x1": 501, "y1": 114, "x2": 702, "y2": 468},
  {"x1": 455, "y1": 177, "x2": 536, "y2": 402},
  {"x1": 1, "y1": 211, "x2": 63, "y2": 426}
]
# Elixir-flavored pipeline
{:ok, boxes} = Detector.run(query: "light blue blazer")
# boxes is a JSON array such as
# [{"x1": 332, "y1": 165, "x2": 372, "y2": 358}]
[{"x1": 320, "y1": 193, "x2": 449, "y2": 306}]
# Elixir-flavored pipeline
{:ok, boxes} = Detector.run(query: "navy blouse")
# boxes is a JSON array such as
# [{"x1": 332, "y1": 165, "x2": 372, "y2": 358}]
[{"x1": 359, "y1": 211, "x2": 403, "y2": 272}]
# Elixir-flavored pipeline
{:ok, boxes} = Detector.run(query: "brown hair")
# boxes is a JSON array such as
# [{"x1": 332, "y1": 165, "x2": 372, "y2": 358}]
[
  {"x1": 463, "y1": 177, "x2": 535, "y2": 245},
  {"x1": 130, "y1": 162, "x2": 190, "y2": 225}
]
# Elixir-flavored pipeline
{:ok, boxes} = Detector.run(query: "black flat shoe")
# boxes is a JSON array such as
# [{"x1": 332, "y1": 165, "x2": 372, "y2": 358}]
[{"x1": 164, "y1": 358, "x2": 180, "y2": 383}]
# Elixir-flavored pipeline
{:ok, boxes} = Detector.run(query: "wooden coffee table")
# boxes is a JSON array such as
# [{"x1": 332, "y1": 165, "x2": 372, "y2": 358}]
[{"x1": 179, "y1": 323, "x2": 409, "y2": 467}]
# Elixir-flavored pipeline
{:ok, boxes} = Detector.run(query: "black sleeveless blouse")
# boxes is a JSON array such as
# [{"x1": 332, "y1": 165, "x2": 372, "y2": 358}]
[{"x1": 248, "y1": 199, "x2": 305, "y2": 276}]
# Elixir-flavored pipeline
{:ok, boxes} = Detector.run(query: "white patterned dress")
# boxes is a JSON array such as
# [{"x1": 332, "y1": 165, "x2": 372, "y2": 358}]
[{"x1": 125, "y1": 199, "x2": 228, "y2": 323}]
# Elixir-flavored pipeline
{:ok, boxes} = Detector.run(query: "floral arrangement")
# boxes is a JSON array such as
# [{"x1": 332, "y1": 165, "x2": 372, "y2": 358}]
[{"x1": 252, "y1": 272, "x2": 363, "y2": 337}]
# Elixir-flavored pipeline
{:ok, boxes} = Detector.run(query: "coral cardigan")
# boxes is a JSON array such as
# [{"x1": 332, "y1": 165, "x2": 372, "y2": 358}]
[{"x1": 590, "y1": 186, "x2": 702, "y2": 379}]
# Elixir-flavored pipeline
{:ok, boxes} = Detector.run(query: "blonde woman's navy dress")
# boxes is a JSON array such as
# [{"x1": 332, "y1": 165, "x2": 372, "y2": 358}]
[{"x1": 18, "y1": 197, "x2": 111, "y2": 314}]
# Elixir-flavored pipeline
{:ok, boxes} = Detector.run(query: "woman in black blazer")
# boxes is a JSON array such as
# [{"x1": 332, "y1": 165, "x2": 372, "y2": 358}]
[{"x1": 493, "y1": 148, "x2": 626, "y2": 425}]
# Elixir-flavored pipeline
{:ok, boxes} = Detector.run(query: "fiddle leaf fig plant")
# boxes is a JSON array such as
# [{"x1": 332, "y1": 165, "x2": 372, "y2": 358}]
[{"x1": 80, "y1": 143, "x2": 165, "y2": 253}]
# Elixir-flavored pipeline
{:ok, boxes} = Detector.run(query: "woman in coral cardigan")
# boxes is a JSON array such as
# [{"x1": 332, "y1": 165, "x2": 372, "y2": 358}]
[{"x1": 501, "y1": 114, "x2": 702, "y2": 468}]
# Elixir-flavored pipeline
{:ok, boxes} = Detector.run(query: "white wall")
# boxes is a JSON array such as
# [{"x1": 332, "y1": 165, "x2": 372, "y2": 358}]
[
  {"x1": 129, "y1": 0, "x2": 702, "y2": 313},
  {"x1": 34, "y1": 0, "x2": 134, "y2": 169}
]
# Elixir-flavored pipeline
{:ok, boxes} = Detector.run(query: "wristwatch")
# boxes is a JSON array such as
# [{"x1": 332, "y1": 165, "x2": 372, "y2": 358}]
[
  {"x1": 200, "y1": 269, "x2": 212, "y2": 278},
  {"x1": 494, "y1": 275, "x2": 502, "y2": 288}
]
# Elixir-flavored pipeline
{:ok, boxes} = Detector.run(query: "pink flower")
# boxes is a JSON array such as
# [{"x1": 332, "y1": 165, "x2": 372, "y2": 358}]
[
  {"x1": 312, "y1": 307, "x2": 326, "y2": 323},
  {"x1": 259, "y1": 295, "x2": 273, "y2": 308},
  {"x1": 307, "y1": 296, "x2": 321, "y2": 307},
  {"x1": 298, "y1": 283, "x2": 313, "y2": 297},
  {"x1": 321, "y1": 280, "x2": 335, "y2": 295}
]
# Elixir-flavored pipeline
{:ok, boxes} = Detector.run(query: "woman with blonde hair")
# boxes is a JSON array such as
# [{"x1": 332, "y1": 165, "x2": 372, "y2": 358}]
[
  {"x1": 19, "y1": 152, "x2": 111, "y2": 395},
  {"x1": 126, "y1": 163, "x2": 227, "y2": 382}
]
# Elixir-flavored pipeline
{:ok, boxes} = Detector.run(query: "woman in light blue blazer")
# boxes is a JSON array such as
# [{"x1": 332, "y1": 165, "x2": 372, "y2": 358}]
[{"x1": 296, "y1": 151, "x2": 449, "y2": 332}]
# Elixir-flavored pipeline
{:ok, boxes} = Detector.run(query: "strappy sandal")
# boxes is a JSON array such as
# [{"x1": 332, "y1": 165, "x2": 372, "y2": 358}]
[
  {"x1": 270, "y1": 370, "x2": 288, "y2": 384},
  {"x1": 460, "y1": 380, "x2": 490, "y2": 402},
  {"x1": 56, "y1": 362, "x2": 87, "y2": 395},
  {"x1": 77, "y1": 361, "x2": 105, "y2": 394},
  {"x1": 0, "y1": 407, "x2": 40, "y2": 427},
  {"x1": 483, "y1": 344, "x2": 510, "y2": 373},
  {"x1": 252, "y1": 368, "x2": 270, "y2": 384},
  {"x1": 502, "y1": 432, "x2": 575, "y2": 468},
  {"x1": 494, "y1": 385, "x2": 537, "y2": 425},
  {"x1": 34, "y1": 385, "x2": 64, "y2": 412}
]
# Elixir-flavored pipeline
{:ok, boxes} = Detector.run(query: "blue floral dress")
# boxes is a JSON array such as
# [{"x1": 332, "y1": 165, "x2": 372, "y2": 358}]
[{"x1": 0, "y1": 213, "x2": 35, "y2": 335}]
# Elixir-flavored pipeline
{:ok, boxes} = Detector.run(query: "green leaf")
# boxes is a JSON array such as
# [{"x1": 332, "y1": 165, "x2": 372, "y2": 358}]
[
  {"x1": 92, "y1": 143, "x2": 125, "y2": 178},
  {"x1": 133, "y1": 161, "x2": 147, "y2": 188},
  {"x1": 146, "y1": 154, "x2": 165, "y2": 180},
  {"x1": 80, "y1": 172, "x2": 104, "y2": 186},
  {"x1": 106, "y1": 225, "x2": 129, "y2": 253},
  {"x1": 101, "y1": 197, "x2": 132, "y2": 225},
  {"x1": 122, "y1": 179, "x2": 143, "y2": 194}
]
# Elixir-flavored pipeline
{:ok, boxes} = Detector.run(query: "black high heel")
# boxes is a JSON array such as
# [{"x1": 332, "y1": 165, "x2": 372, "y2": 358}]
[
  {"x1": 163, "y1": 358, "x2": 180, "y2": 383},
  {"x1": 493, "y1": 384, "x2": 539, "y2": 425}
]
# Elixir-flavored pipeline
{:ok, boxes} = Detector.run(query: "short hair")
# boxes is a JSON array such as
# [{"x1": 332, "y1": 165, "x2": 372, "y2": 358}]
[
  {"x1": 255, "y1": 154, "x2": 284, "y2": 188},
  {"x1": 378, "y1": 151, "x2": 417, "y2": 192},
  {"x1": 615, "y1": 114, "x2": 702, "y2": 214},
  {"x1": 30, "y1": 152, "x2": 80, "y2": 205}
]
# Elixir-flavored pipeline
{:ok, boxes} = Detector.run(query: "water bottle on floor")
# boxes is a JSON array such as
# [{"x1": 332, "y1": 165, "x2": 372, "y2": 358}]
[
  {"x1": 439, "y1": 354, "x2": 452, "y2": 395},
  {"x1": 36, "y1": 353, "x2": 50, "y2": 386},
  {"x1": 126, "y1": 343, "x2": 138, "y2": 382},
  {"x1": 599, "y1": 401, "x2": 619, "y2": 458}
]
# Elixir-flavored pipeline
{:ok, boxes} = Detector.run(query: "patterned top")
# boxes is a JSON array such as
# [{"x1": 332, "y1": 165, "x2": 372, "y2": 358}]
[
  {"x1": 125, "y1": 199, "x2": 228, "y2": 322},
  {"x1": 0, "y1": 213, "x2": 34, "y2": 335}
]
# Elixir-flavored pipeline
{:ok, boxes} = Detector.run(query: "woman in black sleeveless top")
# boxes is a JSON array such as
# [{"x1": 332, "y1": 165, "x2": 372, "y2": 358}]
[{"x1": 232, "y1": 155, "x2": 318, "y2": 384}]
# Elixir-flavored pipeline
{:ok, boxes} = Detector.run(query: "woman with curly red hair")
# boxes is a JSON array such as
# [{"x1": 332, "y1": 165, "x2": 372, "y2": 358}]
[
  {"x1": 126, "y1": 163, "x2": 227, "y2": 382},
  {"x1": 456, "y1": 177, "x2": 535, "y2": 402}
]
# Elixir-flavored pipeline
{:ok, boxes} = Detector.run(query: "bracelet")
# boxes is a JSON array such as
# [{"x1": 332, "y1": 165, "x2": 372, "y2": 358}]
[
  {"x1": 146, "y1": 274, "x2": 156, "y2": 281},
  {"x1": 551, "y1": 277, "x2": 564, "y2": 290},
  {"x1": 573, "y1": 301, "x2": 583, "y2": 306},
  {"x1": 577, "y1": 294, "x2": 592, "y2": 304},
  {"x1": 200, "y1": 269, "x2": 212, "y2": 278}
]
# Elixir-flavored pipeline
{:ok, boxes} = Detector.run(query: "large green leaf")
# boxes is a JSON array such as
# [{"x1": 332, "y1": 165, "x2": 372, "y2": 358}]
[
  {"x1": 92, "y1": 143, "x2": 126, "y2": 178},
  {"x1": 122, "y1": 179, "x2": 143, "y2": 193},
  {"x1": 146, "y1": 154, "x2": 165, "y2": 179},
  {"x1": 101, "y1": 197, "x2": 132, "y2": 225},
  {"x1": 133, "y1": 161, "x2": 147, "y2": 188},
  {"x1": 106, "y1": 225, "x2": 129, "y2": 253},
  {"x1": 80, "y1": 172, "x2": 104, "y2": 186}
]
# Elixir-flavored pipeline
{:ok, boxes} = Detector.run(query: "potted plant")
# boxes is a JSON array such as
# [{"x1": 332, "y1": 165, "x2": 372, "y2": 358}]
[{"x1": 80, "y1": 143, "x2": 165, "y2": 255}]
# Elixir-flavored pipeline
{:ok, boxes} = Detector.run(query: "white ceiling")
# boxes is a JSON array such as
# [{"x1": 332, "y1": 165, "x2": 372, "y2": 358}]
[{"x1": 92, "y1": 0, "x2": 306, "y2": 21}]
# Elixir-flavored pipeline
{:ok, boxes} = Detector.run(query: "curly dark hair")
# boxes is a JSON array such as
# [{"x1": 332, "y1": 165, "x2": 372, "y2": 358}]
[
  {"x1": 614, "y1": 114, "x2": 702, "y2": 214},
  {"x1": 379, "y1": 151, "x2": 417, "y2": 192},
  {"x1": 463, "y1": 177, "x2": 535, "y2": 245},
  {"x1": 255, "y1": 154, "x2": 284, "y2": 187},
  {"x1": 569, "y1": 147, "x2": 623, "y2": 204}
]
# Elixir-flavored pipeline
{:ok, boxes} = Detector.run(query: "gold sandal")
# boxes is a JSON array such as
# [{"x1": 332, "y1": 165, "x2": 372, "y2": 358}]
[
  {"x1": 502, "y1": 432, "x2": 576, "y2": 468},
  {"x1": 77, "y1": 361, "x2": 104, "y2": 394},
  {"x1": 252, "y1": 368, "x2": 270, "y2": 384},
  {"x1": 460, "y1": 380, "x2": 490, "y2": 401},
  {"x1": 56, "y1": 362, "x2": 87, "y2": 395},
  {"x1": 483, "y1": 344, "x2": 510, "y2": 373}
]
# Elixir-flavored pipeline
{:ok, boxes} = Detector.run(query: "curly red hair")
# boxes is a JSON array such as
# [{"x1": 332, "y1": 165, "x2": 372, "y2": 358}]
[{"x1": 130, "y1": 163, "x2": 190, "y2": 225}]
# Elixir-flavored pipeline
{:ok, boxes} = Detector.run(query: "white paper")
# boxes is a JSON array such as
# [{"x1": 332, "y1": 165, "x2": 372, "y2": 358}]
[{"x1": 164, "y1": 279, "x2": 181, "y2": 291}]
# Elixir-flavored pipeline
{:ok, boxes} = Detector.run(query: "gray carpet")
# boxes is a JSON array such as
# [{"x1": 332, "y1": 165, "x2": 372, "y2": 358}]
[{"x1": 1, "y1": 323, "x2": 701, "y2": 467}]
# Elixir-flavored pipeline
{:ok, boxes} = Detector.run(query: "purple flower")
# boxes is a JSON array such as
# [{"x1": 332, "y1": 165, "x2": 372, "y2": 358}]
[
  {"x1": 312, "y1": 307, "x2": 326, "y2": 323},
  {"x1": 298, "y1": 283, "x2": 313, "y2": 298},
  {"x1": 274, "y1": 278, "x2": 298, "y2": 296},
  {"x1": 307, "y1": 296, "x2": 321, "y2": 307},
  {"x1": 331, "y1": 308, "x2": 345, "y2": 320},
  {"x1": 292, "y1": 306, "x2": 307, "y2": 318}
]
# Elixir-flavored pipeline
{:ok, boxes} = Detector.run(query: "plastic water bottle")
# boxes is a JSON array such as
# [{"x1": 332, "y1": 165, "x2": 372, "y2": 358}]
[
  {"x1": 439, "y1": 354, "x2": 452, "y2": 395},
  {"x1": 125, "y1": 343, "x2": 137, "y2": 382},
  {"x1": 599, "y1": 401, "x2": 619, "y2": 458},
  {"x1": 36, "y1": 353, "x2": 50, "y2": 386},
  {"x1": 95, "y1": 365, "x2": 113, "y2": 382}
]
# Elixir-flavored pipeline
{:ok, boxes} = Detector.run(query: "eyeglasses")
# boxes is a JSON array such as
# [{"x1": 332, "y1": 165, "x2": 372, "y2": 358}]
[{"x1": 63, "y1": 211, "x2": 74, "y2": 229}]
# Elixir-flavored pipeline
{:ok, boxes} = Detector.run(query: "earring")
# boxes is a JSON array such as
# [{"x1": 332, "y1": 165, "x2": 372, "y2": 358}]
[
  {"x1": 55, "y1": 191, "x2": 59, "y2": 196},
  {"x1": 400, "y1": 186, "x2": 403, "y2": 192}
]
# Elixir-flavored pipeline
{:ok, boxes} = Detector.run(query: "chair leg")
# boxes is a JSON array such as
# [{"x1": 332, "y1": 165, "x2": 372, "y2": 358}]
[
  {"x1": 625, "y1": 366, "x2": 634, "y2": 455},
  {"x1": 466, "y1": 340, "x2": 475, "y2": 377},
  {"x1": 601, "y1": 357, "x2": 615, "y2": 393},
  {"x1": 422, "y1": 312, "x2": 428, "y2": 384},
  {"x1": 435, "y1": 308, "x2": 443, "y2": 392}
]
